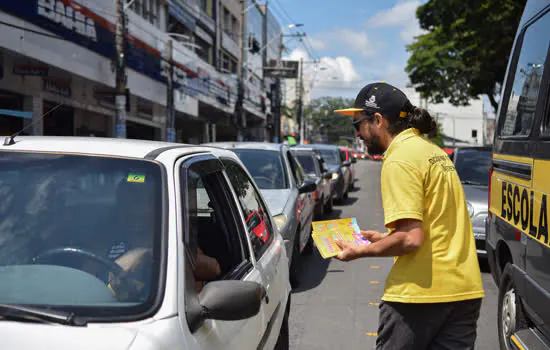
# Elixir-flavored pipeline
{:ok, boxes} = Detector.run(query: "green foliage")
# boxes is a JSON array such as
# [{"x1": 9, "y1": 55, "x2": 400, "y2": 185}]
[
  {"x1": 428, "y1": 121, "x2": 445, "y2": 148},
  {"x1": 406, "y1": 0, "x2": 526, "y2": 112},
  {"x1": 305, "y1": 97, "x2": 355, "y2": 143}
]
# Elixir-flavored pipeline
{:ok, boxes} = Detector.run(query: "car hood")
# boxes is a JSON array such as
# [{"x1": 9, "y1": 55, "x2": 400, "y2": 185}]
[
  {"x1": 0, "y1": 322, "x2": 138, "y2": 350},
  {"x1": 260, "y1": 189, "x2": 292, "y2": 215},
  {"x1": 463, "y1": 185, "x2": 489, "y2": 211}
]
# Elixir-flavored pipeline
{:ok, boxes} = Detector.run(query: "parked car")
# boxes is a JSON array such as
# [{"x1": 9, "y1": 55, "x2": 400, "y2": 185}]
[
  {"x1": 371, "y1": 154, "x2": 384, "y2": 161},
  {"x1": 291, "y1": 147, "x2": 333, "y2": 218},
  {"x1": 204, "y1": 142, "x2": 316, "y2": 286},
  {"x1": 295, "y1": 144, "x2": 351, "y2": 203},
  {"x1": 0, "y1": 136, "x2": 291, "y2": 350},
  {"x1": 453, "y1": 146, "x2": 492, "y2": 258}
]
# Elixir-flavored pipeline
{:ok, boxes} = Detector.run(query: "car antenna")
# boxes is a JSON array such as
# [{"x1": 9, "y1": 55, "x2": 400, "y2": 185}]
[{"x1": 3, "y1": 102, "x2": 64, "y2": 146}]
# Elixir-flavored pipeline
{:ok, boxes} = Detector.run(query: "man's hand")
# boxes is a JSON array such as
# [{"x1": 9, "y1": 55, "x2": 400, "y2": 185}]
[
  {"x1": 333, "y1": 239, "x2": 364, "y2": 262},
  {"x1": 361, "y1": 230, "x2": 387, "y2": 243}
]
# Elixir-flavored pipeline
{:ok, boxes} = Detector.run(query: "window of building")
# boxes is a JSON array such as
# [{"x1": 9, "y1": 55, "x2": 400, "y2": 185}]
[
  {"x1": 195, "y1": 37, "x2": 213, "y2": 64},
  {"x1": 221, "y1": 53, "x2": 230, "y2": 73},
  {"x1": 223, "y1": 8, "x2": 231, "y2": 34},
  {"x1": 499, "y1": 11, "x2": 550, "y2": 137},
  {"x1": 129, "y1": 0, "x2": 160, "y2": 27}
]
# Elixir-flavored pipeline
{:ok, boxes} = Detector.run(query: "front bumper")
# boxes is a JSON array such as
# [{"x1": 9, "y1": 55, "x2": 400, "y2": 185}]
[{"x1": 474, "y1": 231, "x2": 487, "y2": 258}]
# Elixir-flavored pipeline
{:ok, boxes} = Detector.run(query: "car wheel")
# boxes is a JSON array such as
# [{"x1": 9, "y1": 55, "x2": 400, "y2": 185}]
[
  {"x1": 274, "y1": 298, "x2": 290, "y2": 350},
  {"x1": 498, "y1": 264, "x2": 528, "y2": 350},
  {"x1": 324, "y1": 197, "x2": 333, "y2": 213},
  {"x1": 289, "y1": 233, "x2": 301, "y2": 287}
]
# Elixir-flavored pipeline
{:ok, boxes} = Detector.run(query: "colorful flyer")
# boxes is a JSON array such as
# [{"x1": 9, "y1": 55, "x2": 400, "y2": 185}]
[{"x1": 311, "y1": 218, "x2": 370, "y2": 259}]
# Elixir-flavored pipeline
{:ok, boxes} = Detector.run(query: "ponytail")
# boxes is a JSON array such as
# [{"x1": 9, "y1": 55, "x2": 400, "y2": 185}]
[{"x1": 407, "y1": 107, "x2": 437, "y2": 137}]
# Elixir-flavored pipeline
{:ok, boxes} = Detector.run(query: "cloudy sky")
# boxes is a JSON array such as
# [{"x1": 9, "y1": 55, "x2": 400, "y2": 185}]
[{"x1": 274, "y1": 0, "x2": 427, "y2": 99}]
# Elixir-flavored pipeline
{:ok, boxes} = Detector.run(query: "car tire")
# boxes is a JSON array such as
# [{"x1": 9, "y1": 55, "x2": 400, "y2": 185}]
[
  {"x1": 289, "y1": 233, "x2": 301, "y2": 288},
  {"x1": 498, "y1": 264, "x2": 528, "y2": 350},
  {"x1": 324, "y1": 197, "x2": 333, "y2": 213},
  {"x1": 274, "y1": 298, "x2": 290, "y2": 350}
]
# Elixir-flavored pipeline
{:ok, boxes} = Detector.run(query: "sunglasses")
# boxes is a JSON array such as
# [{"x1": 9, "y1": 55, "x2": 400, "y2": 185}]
[{"x1": 352, "y1": 113, "x2": 374, "y2": 131}]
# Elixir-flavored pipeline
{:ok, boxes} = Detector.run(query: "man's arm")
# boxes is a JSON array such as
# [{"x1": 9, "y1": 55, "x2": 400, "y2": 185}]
[{"x1": 335, "y1": 219, "x2": 424, "y2": 261}]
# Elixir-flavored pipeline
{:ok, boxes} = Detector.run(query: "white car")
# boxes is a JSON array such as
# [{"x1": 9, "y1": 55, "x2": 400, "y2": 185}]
[{"x1": 0, "y1": 136, "x2": 291, "y2": 350}]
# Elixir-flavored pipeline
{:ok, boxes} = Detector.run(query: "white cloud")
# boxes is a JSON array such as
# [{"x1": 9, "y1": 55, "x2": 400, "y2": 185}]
[
  {"x1": 309, "y1": 29, "x2": 375, "y2": 58},
  {"x1": 367, "y1": 0, "x2": 426, "y2": 44}
]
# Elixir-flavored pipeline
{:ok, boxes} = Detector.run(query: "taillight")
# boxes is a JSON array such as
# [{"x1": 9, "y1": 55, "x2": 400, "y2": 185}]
[
  {"x1": 488, "y1": 167, "x2": 493, "y2": 218},
  {"x1": 314, "y1": 191, "x2": 318, "y2": 200}
]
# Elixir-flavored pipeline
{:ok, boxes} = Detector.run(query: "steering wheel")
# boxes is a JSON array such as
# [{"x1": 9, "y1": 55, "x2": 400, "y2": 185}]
[
  {"x1": 253, "y1": 176, "x2": 274, "y2": 188},
  {"x1": 32, "y1": 247, "x2": 139, "y2": 299}
]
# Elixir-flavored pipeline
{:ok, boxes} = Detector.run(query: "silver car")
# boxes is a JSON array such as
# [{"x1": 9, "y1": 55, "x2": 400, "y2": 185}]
[
  {"x1": 453, "y1": 146, "x2": 492, "y2": 258},
  {"x1": 203, "y1": 142, "x2": 316, "y2": 286}
]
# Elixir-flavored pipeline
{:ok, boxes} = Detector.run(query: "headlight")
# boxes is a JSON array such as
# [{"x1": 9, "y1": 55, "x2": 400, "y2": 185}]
[
  {"x1": 467, "y1": 202, "x2": 474, "y2": 217},
  {"x1": 331, "y1": 172, "x2": 339, "y2": 180},
  {"x1": 273, "y1": 214, "x2": 288, "y2": 230},
  {"x1": 471, "y1": 212, "x2": 488, "y2": 227}
]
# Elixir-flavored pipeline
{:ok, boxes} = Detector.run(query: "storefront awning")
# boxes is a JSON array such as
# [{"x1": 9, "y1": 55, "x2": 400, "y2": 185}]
[{"x1": 0, "y1": 109, "x2": 32, "y2": 119}]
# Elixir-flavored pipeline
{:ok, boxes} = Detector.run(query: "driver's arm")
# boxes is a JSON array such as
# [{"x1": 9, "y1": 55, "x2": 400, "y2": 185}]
[{"x1": 114, "y1": 248, "x2": 151, "y2": 272}]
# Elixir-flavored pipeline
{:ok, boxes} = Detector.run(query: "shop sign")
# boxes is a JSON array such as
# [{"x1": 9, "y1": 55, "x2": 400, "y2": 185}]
[
  {"x1": 13, "y1": 64, "x2": 49, "y2": 76},
  {"x1": 93, "y1": 87, "x2": 116, "y2": 109},
  {"x1": 42, "y1": 77, "x2": 71, "y2": 97},
  {"x1": 37, "y1": 0, "x2": 97, "y2": 41}
]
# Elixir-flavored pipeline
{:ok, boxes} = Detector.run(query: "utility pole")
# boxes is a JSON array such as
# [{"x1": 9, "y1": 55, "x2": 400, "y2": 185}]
[
  {"x1": 262, "y1": 0, "x2": 268, "y2": 142},
  {"x1": 297, "y1": 57, "x2": 304, "y2": 144},
  {"x1": 236, "y1": 0, "x2": 248, "y2": 142},
  {"x1": 115, "y1": 0, "x2": 127, "y2": 138},
  {"x1": 166, "y1": 39, "x2": 176, "y2": 142}
]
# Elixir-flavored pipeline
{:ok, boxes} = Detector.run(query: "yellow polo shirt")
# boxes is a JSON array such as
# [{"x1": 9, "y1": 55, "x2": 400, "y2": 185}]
[{"x1": 380, "y1": 128, "x2": 484, "y2": 303}]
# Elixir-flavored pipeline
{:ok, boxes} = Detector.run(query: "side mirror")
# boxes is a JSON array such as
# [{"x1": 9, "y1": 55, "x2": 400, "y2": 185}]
[
  {"x1": 299, "y1": 178, "x2": 317, "y2": 193},
  {"x1": 322, "y1": 172, "x2": 332, "y2": 180},
  {"x1": 351, "y1": 158, "x2": 357, "y2": 164},
  {"x1": 343, "y1": 161, "x2": 352, "y2": 167},
  {"x1": 198, "y1": 280, "x2": 264, "y2": 321}
]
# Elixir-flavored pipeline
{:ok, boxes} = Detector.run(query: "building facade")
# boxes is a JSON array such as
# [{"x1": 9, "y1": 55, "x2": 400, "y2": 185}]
[{"x1": 0, "y1": 0, "x2": 274, "y2": 143}]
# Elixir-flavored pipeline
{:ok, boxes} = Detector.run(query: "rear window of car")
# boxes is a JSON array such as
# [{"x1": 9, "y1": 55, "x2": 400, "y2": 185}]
[
  {"x1": 232, "y1": 149, "x2": 288, "y2": 189},
  {"x1": 454, "y1": 149, "x2": 492, "y2": 186}
]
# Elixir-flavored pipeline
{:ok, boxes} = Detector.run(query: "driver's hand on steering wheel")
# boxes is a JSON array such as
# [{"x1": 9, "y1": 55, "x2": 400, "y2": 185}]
[{"x1": 108, "y1": 248, "x2": 151, "y2": 301}]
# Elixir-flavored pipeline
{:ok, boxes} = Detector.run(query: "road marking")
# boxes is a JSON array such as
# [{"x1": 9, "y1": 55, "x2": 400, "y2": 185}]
[
  {"x1": 370, "y1": 281, "x2": 380, "y2": 284},
  {"x1": 369, "y1": 302, "x2": 380, "y2": 306},
  {"x1": 370, "y1": 265, "x2": 380, "y2": 269},
  {"x1": 366, "y1": 332, "x2": 378, "y2": 337}
]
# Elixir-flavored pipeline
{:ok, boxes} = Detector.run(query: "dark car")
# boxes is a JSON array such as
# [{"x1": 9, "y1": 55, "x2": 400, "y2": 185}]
[
  {"x1": 295, "y1": 144, "x2": 352, "y2": 203},
  {"x1": 339, "y1": 147, "x2": 356, "y2": 191},
  {"x1": 453, "y1": 146, "x2": 492, "y2": 258},
  {"x1": 291, "y1": 148, "x2": 333, "y2": 218}
]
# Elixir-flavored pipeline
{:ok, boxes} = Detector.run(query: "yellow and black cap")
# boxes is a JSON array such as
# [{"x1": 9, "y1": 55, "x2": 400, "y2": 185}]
[{"x1": 334, "y1": 82, "x2": 414, "y2": 120}]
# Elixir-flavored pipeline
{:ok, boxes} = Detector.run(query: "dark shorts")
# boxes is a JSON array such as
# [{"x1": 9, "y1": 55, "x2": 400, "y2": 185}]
[{"x1": 377, "y1": 298, "x2": 482, "y2": 350}]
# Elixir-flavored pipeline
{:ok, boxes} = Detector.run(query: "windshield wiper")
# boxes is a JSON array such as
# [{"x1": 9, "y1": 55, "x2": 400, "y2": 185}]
[
  {"x1": 461, "y1": 180, "x2": 485, "y2": 186},
  {"x1": 0, "y1": 304, "x2": 87, "y2": 326}
]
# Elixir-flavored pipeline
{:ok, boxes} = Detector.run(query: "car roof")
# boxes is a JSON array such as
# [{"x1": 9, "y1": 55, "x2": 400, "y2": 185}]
[
  {"x1": 0, "y1": 136, "x2": 209, "y2": 159},
  {"x1": 295, "y1": 144, "x2": 340, "y2": 150},
  {"x1": 203, "y1": 142, "x2": 284, "y2": 152}
]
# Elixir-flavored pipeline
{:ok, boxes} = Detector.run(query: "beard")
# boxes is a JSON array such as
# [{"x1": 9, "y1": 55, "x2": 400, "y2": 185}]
[{"x1": 363, "y1": 134, "x2": 385, "y2": 155}]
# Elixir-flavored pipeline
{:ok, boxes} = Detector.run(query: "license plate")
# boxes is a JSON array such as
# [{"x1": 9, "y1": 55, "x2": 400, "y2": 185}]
[{"x1": 474, "y1": 233, "x2": 486, "y2": 240}]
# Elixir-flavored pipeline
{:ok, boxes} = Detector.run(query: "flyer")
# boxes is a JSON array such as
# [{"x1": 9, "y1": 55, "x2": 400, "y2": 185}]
[{"x1": 311, "y1": 218, "x2": 370, "y2": 259}]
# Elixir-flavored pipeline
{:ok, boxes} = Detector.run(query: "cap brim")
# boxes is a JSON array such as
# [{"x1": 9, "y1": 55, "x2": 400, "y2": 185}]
[{"x1": 334, "y1": 108, "x2": 363, "y2": 116}]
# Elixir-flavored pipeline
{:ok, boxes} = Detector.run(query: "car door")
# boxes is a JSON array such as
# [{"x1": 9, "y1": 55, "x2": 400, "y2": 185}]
[
  {"x1": 222, "y1": 159, "x2": 290, "y2": 349},
  {"x1": 177, "y1": 155, "x2": 264, "y2": 349},
  {"x1": 286, "y1": 151, "x2": 314, "y2": 251}
]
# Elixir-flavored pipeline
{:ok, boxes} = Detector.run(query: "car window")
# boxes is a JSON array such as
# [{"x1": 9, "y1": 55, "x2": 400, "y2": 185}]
[
  {"x1": 295, "y1": 154, "x2": 317, "y2": 176},
  {"x1": 339, "y1": 149, "x2": 347, "y2": 162},
  {"x1": 223, "y1": 161, "x2": 274, "y2": 260},
  {"x1": 183, "y1": 161, "x2": 248, "y2": 286},
  {"x1": 0, "y1": 152, "x2": 162, "y2": 315},
  {"x1": 454, "y1": 150, "x2": 493, "y2": 186},
  {"x1": 320, "y1": 149, "x2": 340, "y2": 166},
  {"x1": 287, "y1": 151, "x2": 305, "y2": 185},
  {"x1": 232, "y1": 149, "x2": 288, "y2": 189},
  {"x1": 500, "y1": 12, "x2": 550, "y2": 137}
]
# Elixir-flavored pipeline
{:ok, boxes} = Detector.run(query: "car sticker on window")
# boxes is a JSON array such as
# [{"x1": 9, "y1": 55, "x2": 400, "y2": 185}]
[{"x1": 127, "y1": 173, "x2": 146, "y2": 183}]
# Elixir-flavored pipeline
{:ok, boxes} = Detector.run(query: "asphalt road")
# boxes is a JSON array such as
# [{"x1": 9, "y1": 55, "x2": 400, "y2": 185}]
[{"x1": 289, "y1": 160, "x2": 499, "y2": 350}]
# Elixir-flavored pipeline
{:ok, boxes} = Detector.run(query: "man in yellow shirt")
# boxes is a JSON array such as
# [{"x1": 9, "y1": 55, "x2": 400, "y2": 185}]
[{"x1": 334, "y1": 82, "x2": 484, "y2": 350}]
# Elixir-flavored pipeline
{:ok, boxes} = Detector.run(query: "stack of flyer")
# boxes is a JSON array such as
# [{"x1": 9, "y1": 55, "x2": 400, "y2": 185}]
[{"x1": 311, "y1": 218, "x2": 371, "y2": 258}]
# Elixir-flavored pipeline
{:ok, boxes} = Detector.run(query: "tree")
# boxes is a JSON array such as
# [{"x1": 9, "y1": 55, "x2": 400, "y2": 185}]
[
  {"x1": 406, "y1": 0, "x2": 526, "y2": 112},
  {"x1": 305, "y1": 97, "x2": 356, "y2": 144}
]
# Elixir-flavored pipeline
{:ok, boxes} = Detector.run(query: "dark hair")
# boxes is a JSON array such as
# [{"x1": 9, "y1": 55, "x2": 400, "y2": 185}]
[{"x1": 386, "y1": 107, "x2": 438, "y2": 138}]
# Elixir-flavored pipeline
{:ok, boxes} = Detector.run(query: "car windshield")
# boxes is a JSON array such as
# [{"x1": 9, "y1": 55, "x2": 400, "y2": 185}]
[
  {"x1": 232, "y1": 149, "x2": 288, "y2": 189},
  {"x1": 454, "y1": 149, "x2": 492, "y2": 186},
  {"x1": 295, "y1": 154, "x2": 317, "y2": 176},
  {"x1": 319, "y1": 149, "x2": 340, "y2": 166},
  {"x1": 0, "y1": 152, "x2": 163, "y2": 317}
]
